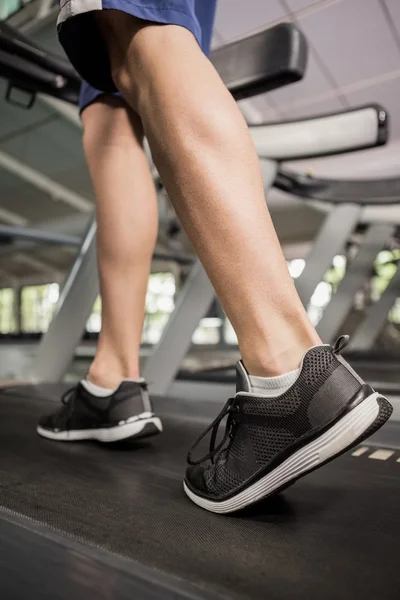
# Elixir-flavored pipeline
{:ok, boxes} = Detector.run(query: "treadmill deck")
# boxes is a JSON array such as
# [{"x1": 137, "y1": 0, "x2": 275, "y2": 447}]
[{"x1": 0, "y1": 385, "x2": 399, "y2": 600}]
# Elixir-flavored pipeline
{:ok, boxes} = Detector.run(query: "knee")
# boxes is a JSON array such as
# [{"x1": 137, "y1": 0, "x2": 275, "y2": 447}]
[
  {"x1": 110, "y1": 63, "x2": 141, "y2": 113},
  {"x1": 81, "y1": 97, "x2": 144, "y2": 160}
]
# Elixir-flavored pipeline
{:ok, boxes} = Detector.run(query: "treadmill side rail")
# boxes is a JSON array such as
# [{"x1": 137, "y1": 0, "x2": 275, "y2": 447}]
[
  {"x1": 316, "y1": 224, "x2": 395, "y2": 343},
  {"x1": 295, "y1": 204, "x2": 362, "y2": 308},
  {"x1": 212, "y1": 23, "x2": 308, "y2": 100},
  {"x1": 30, "y1": 217, "x2": 99, "y2": 384},
  {"x1": 251, "y1": 105, "x2": 387, "y2": 161}
]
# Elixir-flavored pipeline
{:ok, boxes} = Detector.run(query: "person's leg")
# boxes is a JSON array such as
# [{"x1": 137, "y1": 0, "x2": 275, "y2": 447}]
[
  {"x1": 37, "y1": 89, "x2": 162, "y2": 443},
  {"x1": 81, "y1": 96, "x2": 158, "y2": 389},
  {"x1": 53, "y1": 3, "x2": 391, "y2": 505},
  {"x1": 92, "y1": 11, "x2": 392, "y2": 511},
  {"x1": 96, "y1": 12, "x2": 319, "y2": 378}
]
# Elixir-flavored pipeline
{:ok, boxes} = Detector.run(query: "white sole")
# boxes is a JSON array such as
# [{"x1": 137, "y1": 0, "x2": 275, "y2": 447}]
[
  {"x1": 184, "y1": 392, "x2": 382, "y2": 514},
  {"x1": 37, "y1": 415, "x2": 163, "y2": 442}
]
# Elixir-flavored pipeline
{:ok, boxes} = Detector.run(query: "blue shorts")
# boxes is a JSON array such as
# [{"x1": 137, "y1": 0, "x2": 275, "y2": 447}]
[{"x1": 57, "y1": 1, "x2": 217, "y2": 113}]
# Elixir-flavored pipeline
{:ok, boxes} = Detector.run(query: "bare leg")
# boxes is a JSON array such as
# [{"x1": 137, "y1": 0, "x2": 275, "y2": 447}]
[
  {"x1": 81, "y1": 96, "x2": 158, "y2": 388},
  {"x1": 96, "y1": 13, "x2": 319, "y2": 377}
]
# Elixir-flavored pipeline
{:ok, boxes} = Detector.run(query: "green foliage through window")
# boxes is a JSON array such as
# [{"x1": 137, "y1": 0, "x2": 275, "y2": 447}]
[
  {"x1": 21, "y1": 283, "x2": 59, "y2": 333},
  {"x1": 0, "y1": 288, "x2": 16, "y2": 334},
  {"x1": 0, "y1": 0, "x2": 35, "y2": 20}
]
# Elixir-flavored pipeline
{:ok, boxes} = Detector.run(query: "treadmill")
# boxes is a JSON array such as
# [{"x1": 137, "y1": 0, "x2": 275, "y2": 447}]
[{"x1": 0, "y1": 19, "x2": 400, "y2": 600}]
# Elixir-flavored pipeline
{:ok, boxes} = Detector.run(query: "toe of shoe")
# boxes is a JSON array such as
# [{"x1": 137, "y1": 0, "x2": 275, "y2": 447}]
[
  {"x1": 185, "y1": 464, "x2": 209, "y2": 494},
  {"x1": 37, "y1": 414, "x2": 55, "y2": 430}
]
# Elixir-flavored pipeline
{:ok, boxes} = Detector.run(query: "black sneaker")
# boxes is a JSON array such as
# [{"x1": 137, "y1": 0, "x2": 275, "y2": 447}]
[
  {"x1": 37, "y1": 380, "x2": 162, "y2": 442},
  {"x1": 184, "y1": 336, "x2": 392, "y2": 513}
]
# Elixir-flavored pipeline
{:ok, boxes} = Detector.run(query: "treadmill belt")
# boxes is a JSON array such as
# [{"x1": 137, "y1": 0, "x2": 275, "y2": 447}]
[{"x1": 0, "y1": 386, "x2": 399, "y2": 599}]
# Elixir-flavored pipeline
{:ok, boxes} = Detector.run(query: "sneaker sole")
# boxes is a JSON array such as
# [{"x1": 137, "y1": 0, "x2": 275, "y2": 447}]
[
  {"x1": 183, "y1": 392, "x2": 392, "y2": 513},
  {"x1": 37, "y1": 416, "x2": 163, "y2": 443}
]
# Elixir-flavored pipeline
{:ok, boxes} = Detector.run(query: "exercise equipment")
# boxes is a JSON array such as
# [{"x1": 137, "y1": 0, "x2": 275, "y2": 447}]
[
  {"x1": 0, "y1": 20, "x2": 308, "y2": 106},
  {"x1": 0, "y1": 384, "x2": 399, "y2": 600},
  {"x1": 0, "y1": 16, "x2": 399, "y2": 600}
]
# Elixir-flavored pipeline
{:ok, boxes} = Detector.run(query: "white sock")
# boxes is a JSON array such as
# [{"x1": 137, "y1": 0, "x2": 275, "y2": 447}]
[
  {"x1": 249, "y1": 368, "x2": 300, "y2": 397},
  {"x1": 81, "y1": 379, "x2": 115, "y2": 397},
  {"x1": 81, "y1": 377, "x2": 146, "y2": 398}
]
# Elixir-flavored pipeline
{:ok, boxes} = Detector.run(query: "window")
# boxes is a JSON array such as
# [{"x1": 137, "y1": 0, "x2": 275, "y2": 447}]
[
  {"x1": 371, "y1": 250, "x2": 399, "y2": 303},
  {"x1": 86, "y1": 296, "x2": 102, "y2": 333},
  {"x1": 389, "y1": 298, "x2": 400, "y2": 325},
  {"x1": 0, "y1": 0, "x2": 35, "y2": 20},
  {"x1": 21, "y1": 283, "x2": 59, "y2": 333},
  {"x1": 224, "y1": 318, "x2": 238, "y2": 345},
  {"x1": 142, "y1": 273, "x2": 176, "y2": 344},
  {"x1": 84, "y1": 273, "x2": 177, "y2": 342},
  {"x1": 192, "y1": 317, "x2": 222, "y2": 345},
  {"x1": 288, "y1": 258, "x2": 306, "y2": 279},
  {"x1": 287, "y1": 255, "x2": 347, "y2": 326},
  {"x1": 0, "y1": 288, "x2": 16, "y2": 334}
]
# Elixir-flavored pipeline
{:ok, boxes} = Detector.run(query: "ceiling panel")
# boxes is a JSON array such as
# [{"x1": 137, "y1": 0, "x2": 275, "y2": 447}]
[
  {"x1": 0, "y1": 170, "x2": 77, "y2": 223},
  {"x1": 0, "y1": 120, "x2": 89, "y2": 196},
  {"x1": 345, "y1": 77, "x2": 400, "y2": 139},
  {"x1": 279, "y1": 96, "x2": 344, "y2": 119},
  {"x1": 299, "y1": 0, "x2": 400, "y2": 86},
  {"x1": 214, "y1": 0, "x2": 285, "y2": 40},
  {"x1": 267, "y1": 51, "x2": 336, "y2": 107},
  {"x1": 383, "y1": 0, "x2": 400, "y2": 40},
  {"x1": 239, "y1": 96, "x2": 282, "y2": 123},
  {"x1": 285, "y1": 0, "x2": 327, "y2": 11}
]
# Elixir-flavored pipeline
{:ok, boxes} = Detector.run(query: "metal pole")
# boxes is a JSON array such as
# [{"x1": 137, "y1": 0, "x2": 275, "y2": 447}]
[
  {"x1": 0, "y1": 150, "x2": 93, "y2": 213},
  {"x1": 316, "y1": 223, "x2": 394, "y2": 343},
  {"x1": 143, "y1": 261, "x2": 215, "y2": 395},
  {"x1": 349, "y1": 263, "x2": 400, "y2": 351},
  {"x1": 295, "y1": 204, "x2": 362, "y2": 307},
  {"x1": 0, "y1": 225, "x2": 80, "y2": 246},
  {"x1": 30, "y1": 216, "x2": 98, "y2": 383}
]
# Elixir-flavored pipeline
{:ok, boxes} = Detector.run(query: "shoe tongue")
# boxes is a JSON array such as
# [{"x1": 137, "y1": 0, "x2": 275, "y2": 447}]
[{"x1": 235, "y1": 361, "x2": 252, "y2": 393}]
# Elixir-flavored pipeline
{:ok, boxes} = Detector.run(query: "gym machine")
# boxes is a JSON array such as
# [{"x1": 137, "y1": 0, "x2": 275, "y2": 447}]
[{"x1": 0, "y1": 17, "x2": 399, "y2": 600}]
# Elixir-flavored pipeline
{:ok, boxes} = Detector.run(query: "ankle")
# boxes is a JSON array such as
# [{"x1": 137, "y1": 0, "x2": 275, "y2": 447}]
[
  {"x1": 241, "y1": 334, "x2": 321, "y2": 378},
  {"x1": 88, "y1": 359, "x2": 140, "y2": 390}
]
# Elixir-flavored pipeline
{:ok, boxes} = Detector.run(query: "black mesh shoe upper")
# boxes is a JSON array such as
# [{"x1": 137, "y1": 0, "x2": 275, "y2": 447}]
[
  {"x1": 39, "y1": 380, "x2": 153, "y2": 432},
  {"x1": 186, "y1": 337, "x2": 372, "y2": 501}
]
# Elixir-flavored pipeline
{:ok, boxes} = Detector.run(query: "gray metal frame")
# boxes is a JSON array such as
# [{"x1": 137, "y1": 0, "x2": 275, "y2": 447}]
[
  {"x1": 295, "y1": 204, "x2": 362, "y2": 307},
  {"x1": 30, "y1": 217, "x2": 98, "y2": 383},
  {"x1": 316, "y1": 223, "x2": 395, "y2": 342},
  {"x1": 0, "y1": 224, "x2": 80, "y2": 246},
  {"x1": 349, "y1": 264, "x2": 400, "y2": 351},
  {"x1": 143, "y1": 261, "x2": 215, "y2": 394}
]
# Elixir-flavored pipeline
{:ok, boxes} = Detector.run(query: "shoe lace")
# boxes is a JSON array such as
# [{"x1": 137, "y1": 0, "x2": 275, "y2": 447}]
[
  {"x1": 186, "y1": 336, "x2": 351, "y2": 468},
  {"x1": 60, "y1": 386, "x2": 79, "y2": 421},
  {"x1": 187, "y1": 397, "x2": 239, "y2": 466}
]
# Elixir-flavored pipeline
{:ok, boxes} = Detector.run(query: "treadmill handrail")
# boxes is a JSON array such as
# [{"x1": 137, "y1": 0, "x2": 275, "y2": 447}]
[
  {"x1": 275, "y1": 169, "x2": 400, "y2": 205},
  {"x1": 0, "y1": 48, "x2": 80, "y2": 105},
  {"x1": 211, "y1": 22, "x2": 308, "y2": 100},
  {"x1": 250, "y1": 105, "x2": 387, "y2": 160},
  {"x1": 0, "y1": 21, "x2": 80, "y2": 82},
  {"x1": 0, "y1": 21, "x2": 308, "y2": 106}
]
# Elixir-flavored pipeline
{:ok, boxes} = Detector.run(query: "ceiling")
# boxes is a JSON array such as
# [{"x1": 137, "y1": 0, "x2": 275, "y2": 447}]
[
  {"x1": 217, "y1": 0, "x2": 400, "y2": 128},
  {"x1": 214, "y1": 0, "x2": 400, "y2": 177},
  {"x1": 0, "y1": 0, "x2": 399, "y2": 283}
]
